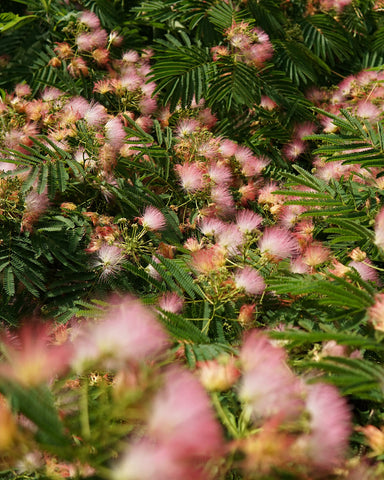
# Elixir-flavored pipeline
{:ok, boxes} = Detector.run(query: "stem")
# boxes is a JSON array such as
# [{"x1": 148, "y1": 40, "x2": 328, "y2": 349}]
[
  {"x1": 361, "y1": 261, "x2": 384, "y2": 272},
  {"x1": 80, "y1": 380, "x2": 91, "y2": 440},
  {"x1": 211, "y1": 392, "x2": 239, "y2": 439}
]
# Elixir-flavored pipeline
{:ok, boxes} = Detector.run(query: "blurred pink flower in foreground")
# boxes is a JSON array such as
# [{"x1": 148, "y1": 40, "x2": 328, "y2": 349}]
[
  {"x1": 72, "y1": 297, "x2": 169, "y2": 371},
  {"x1": 239, "y1": 331, "x2": 304, "y2": 421},
  {"x1": 113, "y1": 366, "x2": 223, "y2": 480},
  {"x1": 295, "y1": 383, "x2": 351, "y2": 471},
  {"x1": 0, "y1": 323, "x2": 72, "y2": 386},
  {"x1": 148, "y1": 366, "x2": 223, "y2": 458}
]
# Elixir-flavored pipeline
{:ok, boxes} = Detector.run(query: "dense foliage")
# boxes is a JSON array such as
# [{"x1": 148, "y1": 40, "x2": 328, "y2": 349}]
[{"x1": 1, "y1": 0, "x2": 384, "y2": 478}]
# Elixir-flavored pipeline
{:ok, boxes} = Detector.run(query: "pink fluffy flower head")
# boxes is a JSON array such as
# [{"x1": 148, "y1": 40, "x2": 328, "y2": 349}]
[
  {"x1": 158, "y1": 292, "x2": 184, "y2": 314},
  {"x1": 374, "y1": 206, "x2": 384, "y2": 250},
  {"x1": 139, "y1": 206, "x2": 166, "y2": 231},
  {"x1": 368, "y1": 293, "x2": 384, "y2": 332},
  {"x1": 72, "y1": 296, "x2": 169, "y2": 371},
  {"x1": 234, "y1": 267, "x2": 266, "y2": 295},
  {"x1": 0, "y1": 323, "x2": 72, "y2": 387},
  {"x1": 84, "y1": 102, "x2": 108, "y2": 126},
  {"x1": 92, "y1": 244, "x2": 125, "y2": 280},
  {"x1": 236, "y1": 209, "x2": 262, "y2": 233},
  {"x1": 297, "y1": 383, "x2": 351, "y2": 471},
  {"x1": 78, "y1": 10, "x2": 100, "y2": 29},
  {"x1": 21, "y1": 191, "x2": 49, "y2": 233},
  {"x1": 148, "y1": 366, "x2": 223, "y2": 459},
  {"x1": 175, "y1": 162, "x2": 205, "y2": 193},
  {"x1": 105, "y1": 117, "x2": 126, "y2": 151},
  {"x1": 302, "y1": 242, "x2": 331, "y2": 267},
  {"x1": 239, "y1": 331, "x2": 304, "y2": 421},
  {"x1": 258, "y1": 226, "x2": 299, "y2": 261}
]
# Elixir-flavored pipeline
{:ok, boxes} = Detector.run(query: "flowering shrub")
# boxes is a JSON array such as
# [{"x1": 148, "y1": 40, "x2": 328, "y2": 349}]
[{"x1": 1, "y1": 0, "x2": 384, "y2": 478}]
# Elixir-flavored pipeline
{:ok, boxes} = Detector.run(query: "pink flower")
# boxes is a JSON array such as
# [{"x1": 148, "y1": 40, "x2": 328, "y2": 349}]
[
  {"x1": 216, "y1": 223, "x2": 244, "y2": 255},
  {"x1": 198, "y1": 357, "x2": 240, "y2": 392},
  {"x1": 207, "y1": 162, "x2": 232, "y2": 184},
  {"x1": 158, "y1": 292, "x2": 184, "y2": 314},
  {"x1": 368, "y1": 293, "x2": 384, "y2": 332},
  {"x1": 282, "y1": 140, "x2": 306, "y2": 161},
  {"x1": 239, "y1": 331, "x2": 304, "y2": 421},
  {"x1": 14, "y1": 83, "x2": 31, "y2": 97},
  {"x1": 349, "y1": 259, "x2": 379, "y2": 283},
  {"x1": 113, "y1": 440, "x2": 196, "y2": 480},
  {"x1": 139, "y1": 206, "x2": 166, "y2": 231},
  {"x1": 105, "y1": 117, "x2": 126, "y2": 151},
  {"x1": 190, "y1": 246, "x2": 226, "y2": 274},
  {"x1": 76, "y1": 29, "x2": 108, "y2": 51},
  {"x1": 374, "y1": 206, "x2": 384, "y2": 250},
  {"x1": 240, "y1": 155, "x2": 270, "y2": 177},
  {"x1": 355, "y1": 100, "x2": 381, "y2": 121},
  {"x1": 258, "y1": 227, "x2": 299, "y2": 261},
  {"x1": 198, "y1": 217, "x2": 226, "y2": 237},
  {"x1": 92, "y1": 244, "x2": 125, "y2": 279},
  {"x1": 138, "y1": 97, "x2": 157, "y2": 115},
  {"x1": 84, "y1": 102, "x2": 108, "y2": 126},
  {"x1": 210, "y1": 185, "x2": 236, "y2": 217},
  {"x1": 260, "y1": 95, "x2": 277, "y2": 110},
  {"x1": 290, "y1": 256, "x2": 310, "y2": 274},
  {"x1": 0, "y1": 323, "x2": 72, "y2": 386},
  {"x1": 236, "y1": 210, "x2": 262, "y2": 233},
  {"x1": 175, "y1": 119, "x2": 200, "y2": 137},
  {"x1": 234, "y1": 267, "x2": 265, "y2": 295},
  {"x1": 78, "y1": 10, "x2": 100, "y2": 29},
  {"x1": 72, "y1": 296, "x2": 169, "y2": 371},
  {"x1": 302, "y1": 242, "x2": 331, "y2": 267},
  {"x1": 122, "y1": 50, "x2": 140, "y2": 63},
  {"x1": 219, "y1": 139, "x2": 238, "y2": 158},
  {"x1": 298, "y1": 383, "x2": 351, "y2": 470},
  {"x1": 148, "y1": 367, "x2": 223, "y2": 458},
  {"x1": 175, "y1": 163, "x2": 205, "y2": 193},
  {"x1": 21, "y1": 191, "x2": 49, "y2": 233}
]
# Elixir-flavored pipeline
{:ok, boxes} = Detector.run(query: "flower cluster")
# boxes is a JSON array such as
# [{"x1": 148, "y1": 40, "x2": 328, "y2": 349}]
[{"x1": 211, "y1": 21, "x2": 273, "y2": 68}]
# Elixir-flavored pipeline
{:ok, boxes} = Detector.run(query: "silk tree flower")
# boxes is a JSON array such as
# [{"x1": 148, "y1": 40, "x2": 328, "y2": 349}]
[
  {"x1": 158, "y1": 292, "x2": 184, "y2": 314},
  {"x1": 21, "y1": 190, "x2": 49, "y2": 233},
  {"x1": 302, "y1": 242, "x2": 331, "y2": 267},
  {"x1": 198, "y1": 356, "x2": 240, "y2": 392},
  {"x1": 374, "y1": 206, "x2": 384, "y2": 250},
  {"x1": 349, "y1": 258, "x2": 379, "y2": 283},
  {"x1": 175, "y1": 162, "x2": 205, "y2": 193},
  {"x1": 139, "y1": 206, "x2": 166, "y2": 231},
  {"x1": 296, "y1": 383, "x2": 351, "y2": 471},
  {"x1": 148, "y1": 366, "x2": 223, "y2": 459},
  {"x1": 207, "y1": 162, "x2": 233, "y2": 185},
  {"x1": 71, "y1": 296, "x2": 169, "y2": 371},
  {"x1": 216, "y1": 223, "x2": 244, "y2": 256},
  {"x1": 190, "y1": 245, "x2": 226, "y2": 274},
  {"x1": 78, "y1": 10, "x2": 101, "y2": 29},
  {"x1": 84, "y1": 102, "x2": 108, "y2": 126},
  {"x1": 258, "y1": 226, "x2": 299, "y2": 261},
  {"x1": 235, "y1": 210, "x2": 262, "y2": 233},
  {"x1": 112, "y1": 440, "x2": 198, "y2": 480},
  {"x1": 368, "y1": 293, "x2": 384, "y2": 332},
  {"x1": 0, "y1": 323, "x2": 72, "y2": 387},
  {"x1": 92, "y1": 244, "x2": 125, "y2": 280},
  {"x1": 210, "y1": 185, "x2": 236, "y2": 217},
  {"x1": 198, "y1": 217, "x2": 226, "y2": 237},
  {"x1": 239, "y1": 331, "x2": 304, "y2": 421},
  {"x1": 234, "y1": 267, "x2": 265, "y2": 295}
]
